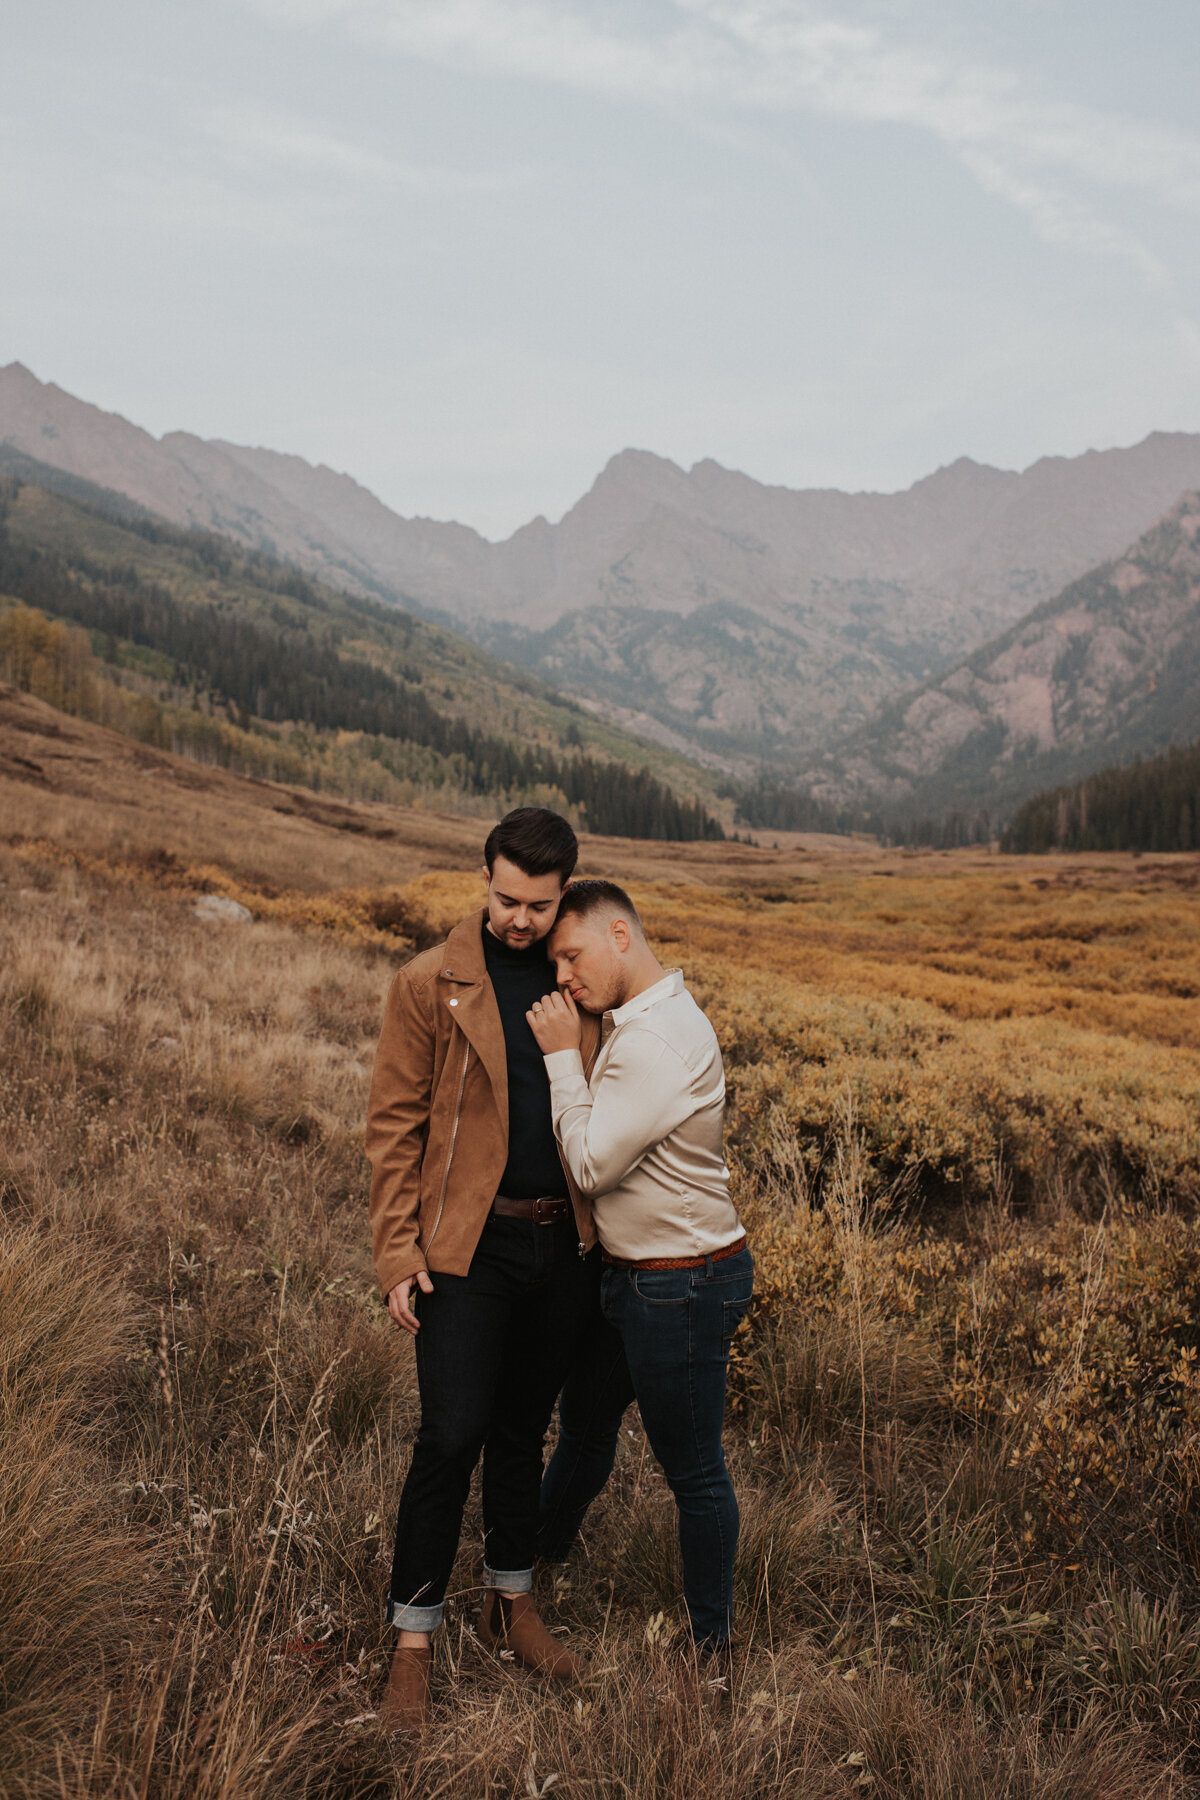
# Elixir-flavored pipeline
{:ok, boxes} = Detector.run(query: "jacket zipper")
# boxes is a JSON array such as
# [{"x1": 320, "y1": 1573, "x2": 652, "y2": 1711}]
[
  {"x1": 564, "y1": 1029, "x2": 603, "y2": 1258},
  {"x1": 555, "y1": 1142, "x2": 587, "y2": 1258},
  {"x1": 425, "y1": 1037, "x2": 470, "y2": 1255}
]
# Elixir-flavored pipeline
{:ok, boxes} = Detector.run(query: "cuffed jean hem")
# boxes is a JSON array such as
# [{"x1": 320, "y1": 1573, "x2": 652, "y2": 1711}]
[
  {"x1": 387, "y1": 1598, "x2": 444, "y2": 1632},
  {"x1": 482, "y1": 1564, "x2": 534, "y2": 1593}
]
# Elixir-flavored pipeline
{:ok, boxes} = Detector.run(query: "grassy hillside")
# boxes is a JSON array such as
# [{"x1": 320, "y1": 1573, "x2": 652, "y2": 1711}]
[{"x1": 0, "y1": 466, "x2": 726, "y2": 840}]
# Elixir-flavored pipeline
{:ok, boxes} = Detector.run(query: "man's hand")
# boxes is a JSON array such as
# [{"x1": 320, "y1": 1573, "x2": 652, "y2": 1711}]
[
  {"x1": 386, "y1": 1270, "x2": 434, "y2": 1335},
  {"x1": 526, "y1": 988, "x2": 583, "y2": 1055}
]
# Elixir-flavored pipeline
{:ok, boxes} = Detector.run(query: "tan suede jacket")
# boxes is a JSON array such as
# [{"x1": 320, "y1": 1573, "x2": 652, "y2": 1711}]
[{"x1": 366, "y1": 909, "x2": 602, "y2": 1297}]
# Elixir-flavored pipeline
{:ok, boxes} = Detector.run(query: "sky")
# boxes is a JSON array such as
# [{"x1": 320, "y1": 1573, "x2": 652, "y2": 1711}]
[{"x1": 3, "y1": 0, "x2": 1199, "y2": 538}]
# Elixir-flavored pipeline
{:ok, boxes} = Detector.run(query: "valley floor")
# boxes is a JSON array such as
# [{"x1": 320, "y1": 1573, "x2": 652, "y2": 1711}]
[{"x1": 3, "y1": 689, "x2": 1200, "y2": 1798}]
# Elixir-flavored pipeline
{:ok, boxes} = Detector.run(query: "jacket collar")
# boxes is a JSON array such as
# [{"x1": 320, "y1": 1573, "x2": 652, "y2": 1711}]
[{"x1": 438, "y1": 909, "x2": 490, "y2": 984}]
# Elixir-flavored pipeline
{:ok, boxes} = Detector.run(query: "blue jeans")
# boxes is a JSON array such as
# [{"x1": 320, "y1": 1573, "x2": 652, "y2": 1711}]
[{"x1": 540, "y1": 1245, "x2": 753, "y2": 1645}]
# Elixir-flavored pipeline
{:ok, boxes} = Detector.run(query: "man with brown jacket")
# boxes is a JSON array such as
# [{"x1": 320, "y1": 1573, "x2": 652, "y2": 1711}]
[{"x1": 366, "y1": 807, "x2": 600, "y2": 1728}]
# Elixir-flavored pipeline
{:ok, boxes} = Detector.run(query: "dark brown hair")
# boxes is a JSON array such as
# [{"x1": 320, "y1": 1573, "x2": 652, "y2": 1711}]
[{"x1": 484, "y1": 808, "x2": 578, "y2": 882}]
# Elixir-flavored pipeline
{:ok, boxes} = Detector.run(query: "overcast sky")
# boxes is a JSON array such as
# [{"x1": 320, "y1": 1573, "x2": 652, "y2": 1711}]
[{"x1": 3, "y1": 0, "x2": 1199, "y2": 537}]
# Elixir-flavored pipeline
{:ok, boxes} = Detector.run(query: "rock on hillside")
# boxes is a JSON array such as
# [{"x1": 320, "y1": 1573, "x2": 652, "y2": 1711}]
[{"x1": 825, "y1": 492, "x2": 1200, "y2": 818}]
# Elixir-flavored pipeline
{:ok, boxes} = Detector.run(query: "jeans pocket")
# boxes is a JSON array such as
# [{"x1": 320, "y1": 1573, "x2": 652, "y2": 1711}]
[
  {"x1": 721, "y1": 1283, "x2": 753, "y2": 1342},
  {"x1": 631, "y1": 1267, "x2": 692, "y2": 1306}
]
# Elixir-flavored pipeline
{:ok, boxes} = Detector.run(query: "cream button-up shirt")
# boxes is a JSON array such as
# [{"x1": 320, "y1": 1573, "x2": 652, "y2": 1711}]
[{"x1": 542, "y1": 969, "x2": 743, "y2": 1261}]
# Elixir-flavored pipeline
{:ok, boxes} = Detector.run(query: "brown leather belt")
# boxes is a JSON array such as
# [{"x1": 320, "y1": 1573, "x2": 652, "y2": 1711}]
[
  {"x1": 602, "y1": 1233, "x2": 748, "y2": 1272},
  {"x1": 492, "y1": 1194, "x2": 572, "y2": 1223}
]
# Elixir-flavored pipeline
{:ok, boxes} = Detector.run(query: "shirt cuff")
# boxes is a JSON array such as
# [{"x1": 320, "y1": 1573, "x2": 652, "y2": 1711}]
[{"x1": 543, "y1": 1048, "x2": 585, "y2": 1082}]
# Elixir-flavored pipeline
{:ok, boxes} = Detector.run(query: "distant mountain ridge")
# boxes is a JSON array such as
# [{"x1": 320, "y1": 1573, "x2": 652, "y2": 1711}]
[
  {"x1": 5, "y1": 360, "x2": 1200, "y2": 777},
  {"x1": 825, "y1": 490, "x2": 1200, "y2": 821}
]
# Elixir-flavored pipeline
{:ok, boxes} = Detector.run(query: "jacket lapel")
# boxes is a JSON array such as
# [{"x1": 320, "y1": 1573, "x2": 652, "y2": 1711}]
[{"x1": 438, "y1": 910, "x2": 508, "y2": 1117}]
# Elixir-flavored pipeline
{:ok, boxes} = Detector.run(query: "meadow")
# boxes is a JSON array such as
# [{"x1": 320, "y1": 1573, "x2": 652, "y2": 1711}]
[{"x1": 4, "y1": 692, "x2": 1200, "y2": 1798}]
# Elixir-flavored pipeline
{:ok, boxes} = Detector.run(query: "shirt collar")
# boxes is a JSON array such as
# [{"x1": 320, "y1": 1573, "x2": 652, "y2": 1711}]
[{"x1": 611, "y1": 968, "x2": 684, "y2": 1026}]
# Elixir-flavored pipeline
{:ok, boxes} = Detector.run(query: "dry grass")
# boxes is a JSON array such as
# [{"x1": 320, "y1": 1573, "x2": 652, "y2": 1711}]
[{"x1": 3, "y1": 780, "x2": 1200, "y2": 1793}]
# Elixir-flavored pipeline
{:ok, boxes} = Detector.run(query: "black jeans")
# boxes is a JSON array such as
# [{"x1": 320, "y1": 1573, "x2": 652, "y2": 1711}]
[
  {"x1": 539, "y1": 1245, "x2": 754, "y2": 1645},
  {"x1": 538, "y1": 1254, "x2": 632, "y2": 1562},
  {"x1": 388, "y1": 1213, "x2": 590, "y2": 1630}
]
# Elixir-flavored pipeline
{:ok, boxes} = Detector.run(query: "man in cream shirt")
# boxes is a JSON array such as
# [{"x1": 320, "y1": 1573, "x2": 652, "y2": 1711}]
[{"x1": 526, "y1": 879, "x2": 753, "y2": 1658}]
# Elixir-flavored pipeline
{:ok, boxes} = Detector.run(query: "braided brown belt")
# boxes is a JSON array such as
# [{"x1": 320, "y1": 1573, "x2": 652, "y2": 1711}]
[{"x1": 601, "y1": 1233, "x2": 747, "y2": 1272}]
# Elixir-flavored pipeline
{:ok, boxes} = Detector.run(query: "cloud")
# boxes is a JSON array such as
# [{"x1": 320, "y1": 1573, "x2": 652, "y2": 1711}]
[
  {"x1": 244, "y1": 0, "x2": 749, "y2": 105},
  {"x1": 694, "y1": 4, "x2": 1200, "y2": 218},
  {"x1": 202, "y1": 102, "x2": 524, "y2": 194},
  {"x1": 241, "y1": 0, "x2": 1200, "y2": 298}
]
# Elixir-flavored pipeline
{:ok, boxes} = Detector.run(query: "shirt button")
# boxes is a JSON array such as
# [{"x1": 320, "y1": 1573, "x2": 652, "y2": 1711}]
[{"x1": 449, "y1": 998, "x2": 459, "y2": 1007}]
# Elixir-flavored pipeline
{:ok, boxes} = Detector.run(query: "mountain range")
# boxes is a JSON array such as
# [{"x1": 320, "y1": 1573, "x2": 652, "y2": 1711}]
[
  {"x1": 3, "y1": 359, "x2": 1200, "y2": 822},
  {"x1": 825, "y1": 489, "x2": 1200, "y2": 819}
]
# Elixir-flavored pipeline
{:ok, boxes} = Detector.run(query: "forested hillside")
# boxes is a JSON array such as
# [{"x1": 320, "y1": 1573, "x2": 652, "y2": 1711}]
[
  {"x1": 1002, "y1": 739, "x2": 1200, "y2": 853},
  {"x1": 0, "y1": 473, "x2": 724, "y2": 841}
]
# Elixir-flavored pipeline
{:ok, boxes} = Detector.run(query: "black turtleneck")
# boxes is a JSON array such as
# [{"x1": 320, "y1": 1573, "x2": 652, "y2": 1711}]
[{"x1": 481, "y1": 921, "x2": 570, "y2": 1200}]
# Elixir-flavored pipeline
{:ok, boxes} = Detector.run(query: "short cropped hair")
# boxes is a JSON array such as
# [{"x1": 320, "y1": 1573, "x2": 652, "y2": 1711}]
[
  {"x1": 484, "y1": 807, "x2": 578, "y2": 882},
  {"x1": 553, "y1": 878, "x2": 643, "y2": 934}
]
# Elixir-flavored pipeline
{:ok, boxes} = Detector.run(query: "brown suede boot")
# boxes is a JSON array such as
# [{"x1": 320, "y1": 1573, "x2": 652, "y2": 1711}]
[
  {"x1": 379, "y1": 1643, "x2": 432, "y2": 1730},
  {"x1": 476, "y1": 1589, "x2": 581, "y2": 1680}
]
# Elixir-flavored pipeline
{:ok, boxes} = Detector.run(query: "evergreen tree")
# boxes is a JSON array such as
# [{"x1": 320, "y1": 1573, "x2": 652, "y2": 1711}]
[{"x1": 1002, "y1": 744, "x2": 1200, "y2": 854}]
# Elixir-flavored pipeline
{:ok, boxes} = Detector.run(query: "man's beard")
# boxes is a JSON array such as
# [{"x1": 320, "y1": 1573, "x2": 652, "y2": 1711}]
[{"x1": 498, "y1": 925, "x2": 541, "y2": 949}]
